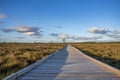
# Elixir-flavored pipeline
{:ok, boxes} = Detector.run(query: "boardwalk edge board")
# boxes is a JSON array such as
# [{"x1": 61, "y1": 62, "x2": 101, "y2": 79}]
[
  {"x1": 3, "y1": 50, "x2": 59, "y2": 80},
  {"x1": 72, "y1": 46, "x2": 120, "y2": 76}
]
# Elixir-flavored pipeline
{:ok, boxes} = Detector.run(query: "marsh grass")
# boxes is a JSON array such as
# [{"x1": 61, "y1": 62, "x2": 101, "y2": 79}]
[
  {"x1": 0, "y1": 43, "x2": 64, "y2": 80},
  {"x1": 1, "y1": 43, "x2": 120, "y2": 79},
  {"x1": 72, "y1": 43, "x2": 120, "y2": 69}
]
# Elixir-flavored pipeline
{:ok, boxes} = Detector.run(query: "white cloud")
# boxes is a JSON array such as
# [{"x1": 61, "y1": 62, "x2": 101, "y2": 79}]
[
  {"x1": 50, "y1": 33, "x2": 60, "y2": 37},
  {"x1": 3, "y1": 27, "x2": 14, "y2": 32},
  {"x1": 106, "y1": 34, "x2": 120, "y2": 39},
  {"x1": 23, "y1": 32, "x2": 35, "y2": 35},
  {"x1": 114, "y1": 30, "x2": 120, "y2": 34},
  {"x1": 88, "y1": 27, "x2": 109, "y2": 34},
  {"x1": 2, "y1": 26, "x2": 42, "y2": 37},
  {"x1": 106, "y1": 30, "x2": 120, "y2": 40},
  {"x1": 15, "y1": 37, "x2": 26, "y2": 39},
  {"x1": 50, "y1": 33, "x2": 68, "y2": 39},
  {"x1": 50, "y1": 33, "x2": 102, "y2": 41},
  {"x1": 14, "y1": 26, "x2": 39, "y2": 33},
  {"x1": 68, "y1": 35, "x2": 102, "y2": 40},
  {"x1": 58, "y1": 34, "x2": 68, "y2": 39}
]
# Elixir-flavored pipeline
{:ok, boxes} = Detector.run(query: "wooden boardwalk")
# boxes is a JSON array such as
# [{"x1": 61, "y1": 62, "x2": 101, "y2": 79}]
[{"x1": 4, "y1": 45, "x2": 120, "y2": 80}]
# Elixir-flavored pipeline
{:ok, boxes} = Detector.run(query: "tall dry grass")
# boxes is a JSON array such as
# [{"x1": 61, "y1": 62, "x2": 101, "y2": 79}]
[
  {"x1": 72, "y1": 43, "x2": 120, "y2": 69},
  {"x1": 0, "y1": 43, "x2": 64, "y2": 79}
]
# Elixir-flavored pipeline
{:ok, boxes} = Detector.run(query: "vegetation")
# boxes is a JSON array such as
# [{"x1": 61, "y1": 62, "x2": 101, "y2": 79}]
[
  {"x1": 0, "y1": 43, "x2": 64, "y2": 79},
  {"x1": 72, "y1": 43, "x2": 120, "y2": 70},
  {"x1": 0, "y1": 42, "x2": 120, "y2": 79}
]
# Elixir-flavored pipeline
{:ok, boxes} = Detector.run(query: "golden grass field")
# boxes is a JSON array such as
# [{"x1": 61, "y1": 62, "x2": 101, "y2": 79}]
[
  {"x1": 0, "y1": 42, "x2": 120, "y2": 79},
  {"x1": 0, "y1": 43, "x2": 64, "y2": 79},
  {"x1": 72, "y1": 43, "x2": 120, "y2": 70}
]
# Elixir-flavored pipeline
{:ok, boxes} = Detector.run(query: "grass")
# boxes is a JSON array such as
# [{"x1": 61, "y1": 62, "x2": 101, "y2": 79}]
[
  {"x1": 71, "y1": 43, "x2": 120, "y2": 69},
  {"x1": 0, "y1": 42, "x2": 120, "y2": 79},
  {"x1": 0, "y1": 43, "x2": 64, "y2": 80}
]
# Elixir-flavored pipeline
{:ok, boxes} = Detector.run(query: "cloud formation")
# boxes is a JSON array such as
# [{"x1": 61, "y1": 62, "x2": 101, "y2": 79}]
[
  {"x1": 15, "y1": 37, "x2": 26, "y2": 39},
  {"x1": 58, "y1": 34, "x2": 68, "y2": 39},
  {"x1": 2, "y1": 26, "x2": 42, "y2": 37},
  {"x1": 107, "y1": 34, "x2": 120, "y2": 39},
  {"x1": 50, "y1": 33, "x2": 102, "y2": 41},
  {"x1": 0, "y1": 13, "x2": 7, "y2": 19},
  {"x1": 87, "y1": 28, "x2": 120, "y2": 40},
  {"x1": 68, "y1": 35, "x2": 102, "y2": 40},
  {"x1": 106, "y1": 30, "x2": 120, "y2": 40},
  {"x1": 50, "y1": 33, "x2": 60, "y2": 37},
  {"x1": 114, "y1": 30, "x2": 120, "y2": 34},
  {"x1": 3, "y1": 27, "x2": 14, "y2": 32},
  {"x1": 50, "y1": 33, "x2": 68, "y2": 39},
  {"x1": 88, "y1": 27, "x2": 109, "y2": 34}
]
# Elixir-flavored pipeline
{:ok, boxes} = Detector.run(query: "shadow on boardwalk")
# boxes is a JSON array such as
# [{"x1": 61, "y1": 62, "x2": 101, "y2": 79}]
[
  {"x1": 17, "y1": 46, "x2": 69, "y2": 80},
  {"x1": 16, "y1": 45, "x2": 120, "y2": 80}
]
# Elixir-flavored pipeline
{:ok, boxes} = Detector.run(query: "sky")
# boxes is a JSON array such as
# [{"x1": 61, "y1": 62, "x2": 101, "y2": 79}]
[{"x1": 0, "y1": 0, "x2": 120, "y2": 43}]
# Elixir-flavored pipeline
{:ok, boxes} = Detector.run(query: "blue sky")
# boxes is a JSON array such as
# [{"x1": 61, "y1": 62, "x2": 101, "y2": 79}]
[{"x1": 0, "y1": 0, "x2": 120, "y2": 42}]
